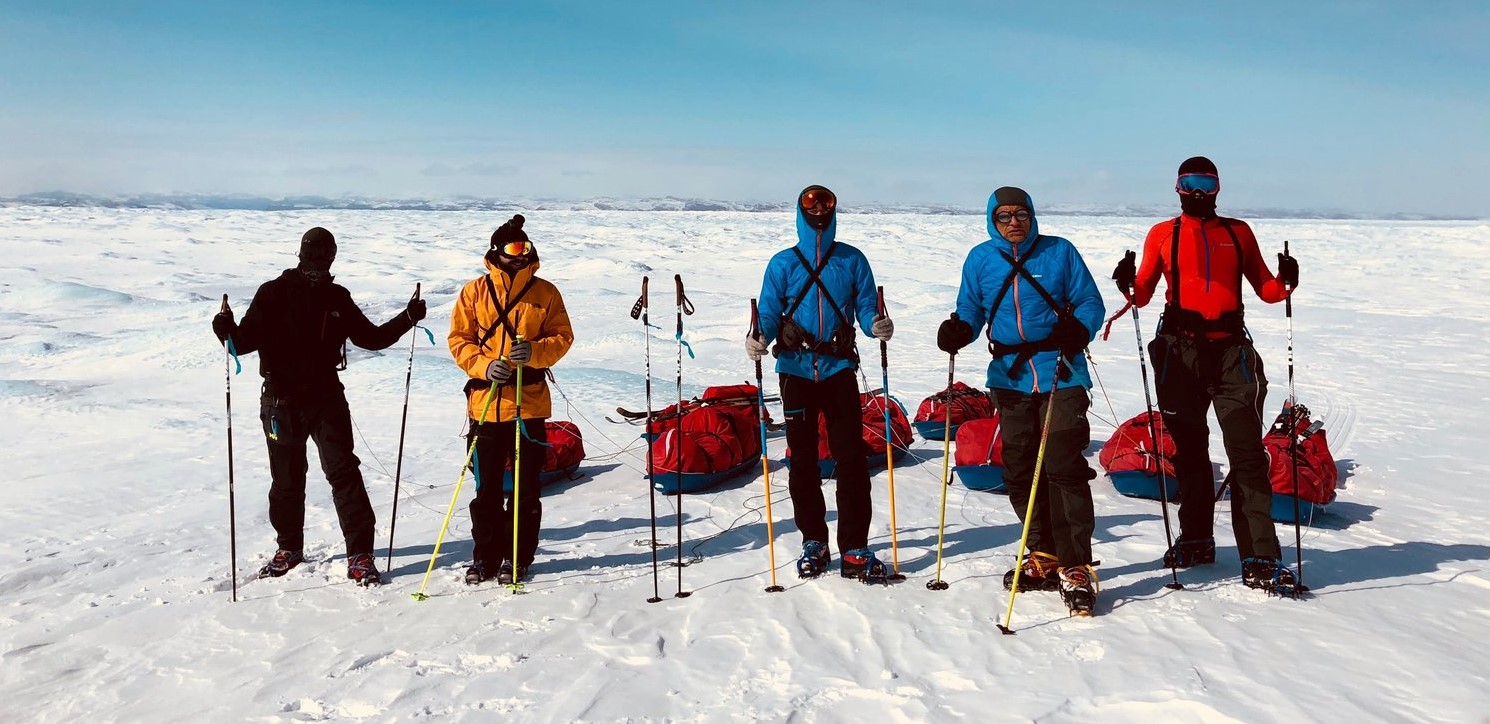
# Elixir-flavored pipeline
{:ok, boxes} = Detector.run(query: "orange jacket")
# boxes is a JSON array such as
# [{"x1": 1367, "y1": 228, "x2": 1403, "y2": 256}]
[
  {"x1": 448, "y1": 258, "x2": 574, "y2": 421},
  {"x1": 1133, "y1": 215, "x2": 1289, "y2": 319}
]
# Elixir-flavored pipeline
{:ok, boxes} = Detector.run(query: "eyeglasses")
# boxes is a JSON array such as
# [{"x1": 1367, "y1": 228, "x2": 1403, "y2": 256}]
[
  {"x1": 799, "y1": 188, "x2": 837, "y2": 214},
  {"x1": 1176, "y1": 173, "x2": 1220, "y2": 195},
  {"x1": 498, "y1": 240, "x2": 533, "y2": 257},
  {"x1": 993, "y1": 209, "x2": 1032, "y2": 224}
]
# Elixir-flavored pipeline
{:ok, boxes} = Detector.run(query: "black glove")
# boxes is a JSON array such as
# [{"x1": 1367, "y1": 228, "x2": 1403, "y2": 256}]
[
  {"x1": 1277, "y1": 252, "x2": 1299, "y2": 289},
  {"x1": 1112, "y1": 250, "x2": 1136, "y2": 294},
  {"x1": 1052, "y1": 315, "x2": 1090, "y2": 359},
  {"x1": 212, "y1": 311, "x2": 236, "y2": 343},
  {"x1": 406, "y1": 297, "x2": 427, "y2": 323},
  {"x1": 936, "y1": 315, "x2": 975, "y2": 354}
]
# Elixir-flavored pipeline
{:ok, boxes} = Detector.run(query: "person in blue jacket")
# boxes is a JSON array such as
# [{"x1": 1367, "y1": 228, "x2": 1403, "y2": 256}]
[
  {"x1": 937, "y1": 186, "x2": 1106, "y2": 615},
  {"x1": 747, "y1": 185, "x2": 894, "y2": 582}
]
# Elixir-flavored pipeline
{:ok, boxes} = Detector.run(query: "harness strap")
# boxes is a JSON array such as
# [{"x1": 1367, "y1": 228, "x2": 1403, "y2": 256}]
[
  {"x1": 784, "y1": 243, "x2": 854, "y2": 332},
  {"x1": 479, "y1": 274, "x2": 537, "y2": 352}
]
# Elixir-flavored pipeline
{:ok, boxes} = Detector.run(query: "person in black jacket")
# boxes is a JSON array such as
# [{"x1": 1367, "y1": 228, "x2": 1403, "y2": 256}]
[{"x1": 212, "y1": 226, "x2": 426, "y2": 587}]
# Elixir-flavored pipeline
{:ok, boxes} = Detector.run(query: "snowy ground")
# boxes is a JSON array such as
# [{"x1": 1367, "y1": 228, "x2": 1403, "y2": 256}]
[{"x1": 2, "y1": 206, "x2": 1488, "y2": 722}]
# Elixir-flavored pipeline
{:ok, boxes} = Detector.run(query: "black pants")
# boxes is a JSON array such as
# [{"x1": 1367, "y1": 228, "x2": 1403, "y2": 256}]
[
  {"x1": 993, "y1": 386, "x2": 1097, "y2": 567},
  {"x1": 781, "y1": 369, "x2": 871, "y2": 555},
  {"x1": 261, "y1": 388, "x2": 375, "y2": 555},
  {"x1": 468, "y1": 418, "x2": 548, "y2": 569},
  {"x1": 1151, "y1": 333, "x2": 1281, "y2": 560}
]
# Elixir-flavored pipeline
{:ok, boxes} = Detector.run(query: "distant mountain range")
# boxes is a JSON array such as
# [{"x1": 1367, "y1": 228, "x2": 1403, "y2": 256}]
[{"x1": 0, "y1": 191, "x2": 1477, "y2": 221}]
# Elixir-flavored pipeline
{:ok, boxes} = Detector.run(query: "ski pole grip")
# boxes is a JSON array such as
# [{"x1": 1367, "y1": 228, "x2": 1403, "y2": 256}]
[
  {"x1": 220, "y1": 294, "x2": 229, "y2": 314},
  {"x1": 876, "y1": 285, "x2": 885, "y2": 316},
  {"x1": 412, "y1": 282, "x2": 421, "y2": 301},
  {"x1": 674, "y1": 274, "x2": 684, "y2": 306},
  {"x1": 749, "y1": 299, "x2": 760, "y2": 336},
  {"x1": 630, "y1": 276, "x2": 648, "y2": 319}
]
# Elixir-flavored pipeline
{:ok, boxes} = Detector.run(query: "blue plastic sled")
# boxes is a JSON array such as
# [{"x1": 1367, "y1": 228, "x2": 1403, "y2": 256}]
[
  {"x1": 784, "y1": 446, "x2": 909, "y2": 479},
  {"x1": 501, "y1": 464, "x2": 582, "y2": 494},
  {"x1": 1107, "y1": 470, "x2": 1181, "y2": 501},
  {"x1": 914, "y1": 420, "x2": 962, "y2": 442},
  {"x1": 651, "y1": 457, "x2": 757, "y2": 495},
  {"x1": 1270, "y1": 493, "x2": 1327, "y2": 523},
  {"x1": 953, "y1": 464, "x2": 1007, "y2": 492}
]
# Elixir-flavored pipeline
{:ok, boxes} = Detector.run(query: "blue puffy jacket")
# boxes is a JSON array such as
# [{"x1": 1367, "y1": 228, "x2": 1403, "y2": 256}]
[
  {"x1": 758, "y1": 208, "x2": 878, "y2": 382},
  {"x1": 954, "y1": 190, "x2": 1105, "y2": 394}
]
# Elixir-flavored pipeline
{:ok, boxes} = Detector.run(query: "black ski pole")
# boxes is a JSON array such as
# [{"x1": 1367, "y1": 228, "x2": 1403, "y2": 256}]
[
  {"x1": 751, "y1": 300, "x2": 785, "y2": 593},
  {"x1": 673, "y1": 274, "x2": 694, "y2": 599},
  {"x1": 1120, "y1": 252, "x2": 1183, "y2": 591},
  {"x1": 221, "y1": 294, "x2": 238, "y2": 603},
  {"x1": 631, "y1": 277, "x2": 663, "y2": 604},
  {"x1": 1283, "y1": 240, "x2": 1308, "y2": 596},
  {"x1": 386, "y1": 283, "x2": 420, "y2": 571}
]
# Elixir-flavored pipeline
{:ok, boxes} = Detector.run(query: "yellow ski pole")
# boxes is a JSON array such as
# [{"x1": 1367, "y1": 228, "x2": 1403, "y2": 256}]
[
  {"x1": 508, "y1": 338, "x2": 526, "y2": 593},
  {"x1": 998, "y1": 359, "x2": 1065, "y2": 635},
  {"x1": 750, "y1": 300, "x2": 784, "y2": 593},
  {"x1": 412, "y1": 382, "x2": 499, "y2": 601},
  {"x1": 927, "y1": 324, "x2": 959, "y2": 591}
]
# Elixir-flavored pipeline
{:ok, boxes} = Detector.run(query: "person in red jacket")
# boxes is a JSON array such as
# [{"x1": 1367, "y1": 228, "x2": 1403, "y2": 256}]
[{"x1": 1111, "y1": 156, "x2": 1300, "y2": 593}]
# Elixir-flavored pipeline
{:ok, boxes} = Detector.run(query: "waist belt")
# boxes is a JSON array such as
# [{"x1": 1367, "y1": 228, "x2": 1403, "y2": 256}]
[
  {"x1": 989, "y1": 337, "x2": 1071, "y2": 381},
  {"x1": 463, "y1": 367, "x2": 551, "y2": 398},
  {"x1": 772, "y1": 318, "x2": 859, "y2": 363},
  {"x1": 1159, "y1": 306, "x2": 1246, "y2": 339}
]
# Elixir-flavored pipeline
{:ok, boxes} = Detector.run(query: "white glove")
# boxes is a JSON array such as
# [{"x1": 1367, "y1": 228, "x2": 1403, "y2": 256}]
[
  {"x1": 507, "y1": 340, "x2": 532, "y2": 365},
  {"x1": 871, "y1": 315, "x2": 894, "y2": 342},
  {"x1": 745, "y1": 334, "x2": 769, "y2": 362},
  {"x1": 486, "y1": 359, "x2": 513, "y2": 384}
]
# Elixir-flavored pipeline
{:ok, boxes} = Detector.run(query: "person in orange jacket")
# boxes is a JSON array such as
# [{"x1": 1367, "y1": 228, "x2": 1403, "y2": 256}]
[
  {"x1": 448, "y1": 214, "x2": 574, "y2": 586},
  {"x1": 1111, "y1": 156, "x2": 1300, "y2": 593}
]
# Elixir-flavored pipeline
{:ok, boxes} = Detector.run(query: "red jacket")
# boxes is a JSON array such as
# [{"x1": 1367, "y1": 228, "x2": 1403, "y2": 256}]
[{"x1": 1133, "y1": 215, "x2": 1289, "y2": 319}]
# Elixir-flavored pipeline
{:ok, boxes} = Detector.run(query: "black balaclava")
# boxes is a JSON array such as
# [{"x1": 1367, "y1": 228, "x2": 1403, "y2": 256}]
[
  {"x1": 799, "y1": 185, "x2": 835, "y2": 231},
  {"x1": 1178, "y1": 156, "x2": 1219, "y2": 219},
  {"x1": 298, "y1": 226, "x2": 336, "y2": 283},
  {"x1": 486, "y1": 214, "x2": 537, "y2": 274}
]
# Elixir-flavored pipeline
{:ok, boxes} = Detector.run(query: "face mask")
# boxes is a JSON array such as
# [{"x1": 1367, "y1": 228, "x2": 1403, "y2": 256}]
[{"x1": 1180, "y1": 192, "x2": 1217, "y2": 218}]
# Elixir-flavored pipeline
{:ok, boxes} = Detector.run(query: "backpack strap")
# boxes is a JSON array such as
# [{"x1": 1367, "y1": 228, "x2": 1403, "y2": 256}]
[
  {"x1": 478, "y1": 273, "x2": 537, "y2": 353},
  {"x1": 993, "y1": 236, "x2": 1065, "y2": 319}
]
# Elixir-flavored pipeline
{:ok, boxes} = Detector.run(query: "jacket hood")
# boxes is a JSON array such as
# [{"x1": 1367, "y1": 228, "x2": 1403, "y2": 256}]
[
  {"x1": 482, "y1": 255, "x2": 541, "y2": 288},
  {"x1": 795, "y1": 206, "x2": 837, "y2": 257},
  {"x1": 985, "y1": 189, "x2": 1041, "y2": 246}
]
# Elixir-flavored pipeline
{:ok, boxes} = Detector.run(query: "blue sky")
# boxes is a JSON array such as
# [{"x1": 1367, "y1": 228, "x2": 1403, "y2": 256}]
[{"x1": 2, "y1": 1, "x2": 1486, "y2": 215}]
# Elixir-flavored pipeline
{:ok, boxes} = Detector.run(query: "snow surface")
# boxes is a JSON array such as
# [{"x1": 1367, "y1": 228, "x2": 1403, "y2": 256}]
[{"x1": 2, "y1": 206, "x2": 1488, "y2": 722}]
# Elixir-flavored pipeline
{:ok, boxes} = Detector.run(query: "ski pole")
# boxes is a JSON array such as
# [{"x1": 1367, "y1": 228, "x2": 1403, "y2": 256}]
[
  {"x1": 876, "y1": 286, "x2": 905, "y2": 581},
  {"x1": 999, "y1": 358, "x2": 1066, "y2": 635},
  {"x1": 1283, "y1": 240, "x2": 1308, "y2": 596},
  {"x1": 221, "y1": 295, "x2": 238, "y2": 603},
  {"x1": 1121, "y1": 253, "x2": 1182, "y2": 591},
  {"x1": 509, "y1": 339, "x2": 526, "y2": 593},
  {"x1": 386, "y1": 283, "x2": 420, "y2": 571},
  {"x1": 673, "y1": 274, "x2": 694, "y2": 599},
  {"x1": 751, "y1": 300, "x2": 785, "y2": 593},
  {"x1": 927, "y1": 314, "x2": 960, "y2": 591},
  {"x1": 412, "y1": 385, "x2": 499, "y2": 601},
  {"x1": 632, "y1": 277, "x2": 663, "y2": 603}
]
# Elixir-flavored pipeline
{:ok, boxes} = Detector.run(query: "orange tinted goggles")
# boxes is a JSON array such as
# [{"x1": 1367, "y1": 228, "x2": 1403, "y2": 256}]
[
  {"x1": 800, "y1": 188, "x2": 837, "y2": 213},
  {"x1": 498, "y1": 240, "x2": 533, "y2": 257}
]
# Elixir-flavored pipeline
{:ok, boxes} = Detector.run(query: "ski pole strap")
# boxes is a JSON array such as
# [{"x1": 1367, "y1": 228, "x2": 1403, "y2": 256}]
[
  {"x1": 1101, "y1": 297, "x2": 1134, "y2": 341},
  {"x1": 415, "y1": 325, "x2": 437, "y2": 346},
  {"x1": 517, "y1": 417, "x2": 552, "y2": 447},
  {"x1": 675, "y1": 330, "x2": 695, "y2": 359},
  {"x1": 226, "y1": 338, "x2": 242, "y2": 375}
]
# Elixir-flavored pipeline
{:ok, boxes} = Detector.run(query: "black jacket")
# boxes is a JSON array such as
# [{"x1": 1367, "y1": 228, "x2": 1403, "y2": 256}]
[{"x1": 229, "y1": 269, "x2": 414, "y2": 400}]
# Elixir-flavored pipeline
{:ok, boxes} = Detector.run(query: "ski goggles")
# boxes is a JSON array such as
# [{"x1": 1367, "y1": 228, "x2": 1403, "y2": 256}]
[
  {"x1": 992, "y1": 209, "x2": 1032, "y2": 224},
  {"x1": 497, "y1": 240, "x2": 533, "y2": 257},
  {"x1": 1176, "y1": 173, "x2": 1220, "y2": 195},
  {"x1": 799, "y1": 188, "x2": 836, "y2": 213}
]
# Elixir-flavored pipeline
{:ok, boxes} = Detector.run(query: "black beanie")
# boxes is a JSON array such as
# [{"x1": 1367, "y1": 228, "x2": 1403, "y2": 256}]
[
  {"x1": 992, "y1": 186, "x2": 1031, "y2": 211},
  {"x1": 490, "y1": 214, "x2": 528, "y2": 248},
  {"x1": 298, "y1": 226, "x2": 336, "y2": 269},
  {"x1": 1178, "y1": 156, "x2": 1218, "y2": 177}
]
